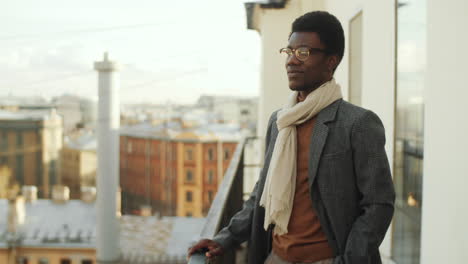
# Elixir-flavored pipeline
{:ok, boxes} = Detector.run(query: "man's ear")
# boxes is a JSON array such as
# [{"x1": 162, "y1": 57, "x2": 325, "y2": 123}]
[{"x1": 327, "y1": 55, "x2": 339, "y2": 73}]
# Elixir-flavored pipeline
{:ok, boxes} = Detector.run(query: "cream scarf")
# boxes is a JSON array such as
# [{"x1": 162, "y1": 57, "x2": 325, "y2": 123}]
[{"x1": 259, "y1": 78, "x2": 343, "y2": 235}]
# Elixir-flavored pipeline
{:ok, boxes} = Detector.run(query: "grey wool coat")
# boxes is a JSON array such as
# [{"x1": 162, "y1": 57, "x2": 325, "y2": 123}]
[{"x1": 212, "y1": 99, "x2": 395, "y2": 264}]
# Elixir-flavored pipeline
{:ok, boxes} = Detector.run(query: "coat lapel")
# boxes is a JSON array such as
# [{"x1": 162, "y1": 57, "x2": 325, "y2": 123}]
[{"x1": 308, "y1": 99, "x2": 342, "y2": 187}]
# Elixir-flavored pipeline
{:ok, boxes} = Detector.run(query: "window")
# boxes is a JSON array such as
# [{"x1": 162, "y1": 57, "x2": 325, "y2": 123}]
[
  {"x1": 186, "y1": 170, "x2": 193, "y2": 182},
  {"x1": 153, "y1": 143, "x2": 159, "y2": 156},
  {"x1": 17, "y1": 257, "x2": 28, "y2": 264},
  {"x1": 186, "y1": 191, "x2": 193, "y2": 202},
  {"x1": 38, "y1": 258, "x2": 49, "y2": 264},
  {"x1": 224, "y1": 149, "x2": 230, "y2": 160},
  {"x1": 36, "y1": 151, "x2": 42, "y2": 187},
  {"x1": 16, "y1": 132, "x2": 23, "y2": 147},
  {"x1": 82, "y1": 259, "x2": 93, "y2": 264},
  {"x1": 185, "y1": 149, "x2": 193, "y2": 161},
  {"x1": 16, "y1": 154, "x2": 23, "y2": 184},
  {"x1": 171, "y1": 146, "x2": 176, "y2": 161},
  {"x1": 207, "y1": 170, "x2": 214, "y2": 184},
  {"x1": 49, "y1": 160, "x2": 57, "y2": 186},
  {"x1": 1, "y1": 132, "x2": 7, "y2": 150},
  {"x1": 60, "y1": 259, "x2": 71, "y2": 264},
  {"x1": 127, "y1": 141, "x2": 132, "y2": 153},
  {"x1": 145, "y1": 141, "x2": 151, "y2": 155},
  {"x1": 392, "y1": 1, "x2": 426, "y2": 263},
  {"x1": 207, "y1": 148, "x2": 214, "y2": 161},
  {"x1": 208, "y1": 191, "x2": 214, "y2": 202}
]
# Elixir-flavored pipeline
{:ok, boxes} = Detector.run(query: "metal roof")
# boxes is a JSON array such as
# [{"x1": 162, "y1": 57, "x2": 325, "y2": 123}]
[{"x1": 0, "y1": 199, "x2": 205, "y2": 260}]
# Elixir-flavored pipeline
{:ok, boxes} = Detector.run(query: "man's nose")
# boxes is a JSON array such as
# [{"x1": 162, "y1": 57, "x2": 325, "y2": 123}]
[{"x1": 286, "y1": 53, "x2": 302, "y2": 66}]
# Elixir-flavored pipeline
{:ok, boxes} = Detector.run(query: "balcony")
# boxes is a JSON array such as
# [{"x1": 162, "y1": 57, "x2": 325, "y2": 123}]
[{"x1": 188, "y1": 137, "x2": 253, "y2": 264}]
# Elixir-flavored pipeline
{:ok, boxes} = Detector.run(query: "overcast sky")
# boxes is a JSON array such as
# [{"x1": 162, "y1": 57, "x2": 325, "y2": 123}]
[{"x1": 0, "y1": 0, "x2": 261, "y2": 104}]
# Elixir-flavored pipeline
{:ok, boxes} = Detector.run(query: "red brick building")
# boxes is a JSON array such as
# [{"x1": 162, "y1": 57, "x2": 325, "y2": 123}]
[{"x1": 120, "y1": 129, "x2": 238, "y2": 217}]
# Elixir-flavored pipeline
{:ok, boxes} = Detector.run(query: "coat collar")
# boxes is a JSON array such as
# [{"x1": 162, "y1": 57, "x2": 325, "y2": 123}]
[
  {"x1": 316, "y1": 98, "x2": 342, "y2": 125},
  {"x1": 308, "y1": 98, "x2": 343, "y2": 187}
]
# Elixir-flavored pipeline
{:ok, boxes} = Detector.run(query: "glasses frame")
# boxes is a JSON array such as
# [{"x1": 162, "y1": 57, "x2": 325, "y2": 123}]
[{"x1": 279, "y1": 47, "x2": 329, "y2": 62}]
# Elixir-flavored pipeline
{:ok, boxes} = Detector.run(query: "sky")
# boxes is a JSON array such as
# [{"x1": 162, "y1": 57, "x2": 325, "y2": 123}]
[{"x1": 0, "y1": 0, "x2": 261, "y2": 104}]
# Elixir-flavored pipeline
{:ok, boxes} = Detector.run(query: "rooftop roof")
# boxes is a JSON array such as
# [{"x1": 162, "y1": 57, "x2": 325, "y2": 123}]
[
  {"x1": 0, "y1": 109, "x2": 59, "y2": 121},
  {"x1": 65, "y1": 131, "x2": 97, "y2": 151},
  {"x1": 120, "y1": 121, "x2": 241, "y2": 142},
  {"x1": 0, "y1": 199, "x2": 205, "y2": 260}
]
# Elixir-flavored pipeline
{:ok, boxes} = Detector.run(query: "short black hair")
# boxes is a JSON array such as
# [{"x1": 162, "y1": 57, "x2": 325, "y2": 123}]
[{"x1": 291, "y1": 11, "x2": 345, "y2": 65}]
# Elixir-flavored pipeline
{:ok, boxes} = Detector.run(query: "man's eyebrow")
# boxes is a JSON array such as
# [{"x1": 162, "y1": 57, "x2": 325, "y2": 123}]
[{"x1": 287, "y1": 45, "x2": 311, "y2": 49}]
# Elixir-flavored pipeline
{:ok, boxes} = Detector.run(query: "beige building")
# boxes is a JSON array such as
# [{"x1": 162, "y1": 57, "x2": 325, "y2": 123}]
[
  {"x1": 61, "y1": 131, "x2": 97, "y2": 199},
  {"x1": 0, "y1": 109, "x2": 63, "y2": 198},
  {"x1": 174, "y1": 131, "x2": 237, "y2": 218}
]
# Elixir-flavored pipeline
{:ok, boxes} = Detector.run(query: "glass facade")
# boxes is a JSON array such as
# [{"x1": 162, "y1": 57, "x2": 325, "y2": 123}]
[{"x1": 392, "y1": 0, "x2": 426, "y2": 263}]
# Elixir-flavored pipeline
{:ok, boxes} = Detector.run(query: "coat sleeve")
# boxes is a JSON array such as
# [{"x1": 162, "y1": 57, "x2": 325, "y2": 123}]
[
  {"x1": 343, "y1": 110, "x2": 395, "y2": 263},
  {"x1": 212, "y1": 111, "x2": 277, "y2": 250}
]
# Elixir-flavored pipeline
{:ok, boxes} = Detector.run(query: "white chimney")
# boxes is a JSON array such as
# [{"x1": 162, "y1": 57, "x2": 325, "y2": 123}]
[
  {"x1": 140, "y1": 205, "x2": 152, "y2": 217},
  {"x1": 94, "y1": 52, "x2": 121, "y2": 264},
  {"x1": 52, "y1": 185, "x2": 70, "y2": 203},
  {"x1": 81, "y1": 186, "x2": 97, "y2": 203},
  {"x1": 8, "y1": 196, "x2": 25, "y2": 234},
  {"x1": 22, "y1": 186, "x2": 38, "y2": 203}
]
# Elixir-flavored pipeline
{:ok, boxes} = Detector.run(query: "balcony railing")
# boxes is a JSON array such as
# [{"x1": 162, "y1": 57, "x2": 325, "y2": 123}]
[{"x1": 188, "y1": 137, "x2": 248, "y2": 264}]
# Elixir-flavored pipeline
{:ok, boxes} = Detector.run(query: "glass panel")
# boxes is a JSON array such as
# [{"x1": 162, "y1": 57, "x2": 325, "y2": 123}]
[{"x1": 392, "y1": 0, "x2": 426, "y2": 263}]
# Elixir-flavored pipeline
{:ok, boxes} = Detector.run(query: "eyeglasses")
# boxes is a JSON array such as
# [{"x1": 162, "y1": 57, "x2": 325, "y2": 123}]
[{"x1": 279, "y1": 47, "x2": 328, "y2": 62}]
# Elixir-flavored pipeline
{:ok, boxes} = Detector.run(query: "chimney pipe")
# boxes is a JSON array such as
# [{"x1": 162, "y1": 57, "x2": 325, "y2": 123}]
[
  {"x1": 94, "y1": 52, "x2": 121, "y2": 264},
  {"x1": 81, "y1": 186, "x2": 97, "y2": 203},
  {"x1": 22, "y1": 186, "x2": 38, "y2": 203},
  {"x1": 8, "y1": 196, "x2": 25, "y2": 234},
  {"x1": 52, "y1": 185, "x2": 70, "y2": 203}
]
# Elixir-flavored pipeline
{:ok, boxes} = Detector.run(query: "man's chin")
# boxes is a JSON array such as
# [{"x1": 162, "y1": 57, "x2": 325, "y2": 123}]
[
  {"x1": 288, "y1": 80, "x2": 307, "y2": 91},
  {"x1": 288, "y1": 84, "x2": 306, "y2": 91}
]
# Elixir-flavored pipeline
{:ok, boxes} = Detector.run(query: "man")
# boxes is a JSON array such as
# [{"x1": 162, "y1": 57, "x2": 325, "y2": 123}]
[{"x1": 188, "y1": 11, "x2": 395, "y2": 264}]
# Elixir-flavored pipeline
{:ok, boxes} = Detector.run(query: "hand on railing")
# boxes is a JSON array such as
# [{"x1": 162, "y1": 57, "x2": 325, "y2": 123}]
[{"x1": 187, "y1": 239, "x2": 225, "y2": 261}]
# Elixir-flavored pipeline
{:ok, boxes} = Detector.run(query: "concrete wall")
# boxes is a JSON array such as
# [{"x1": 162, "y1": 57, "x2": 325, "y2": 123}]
[
  {"x1": 324, "y1": 0, "x2": 396, "y2": 258},
  {"x1": 254, "y1": 0, "x2": 305, "y2": 138},
  {"x1": 421, "y1": 0, "x2": 468, "y2": 262}
]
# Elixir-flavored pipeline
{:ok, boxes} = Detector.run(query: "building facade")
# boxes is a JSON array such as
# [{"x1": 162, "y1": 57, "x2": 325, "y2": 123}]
[
  {"x1": 120, "y1": 128, "x2": 238, "y2": 218},
  {"x1": 0, "y1": 110, "x2": 63, "y2": 198},
  {"x1": 60, "y1": 131, "x2": 97, "y2": 199}
]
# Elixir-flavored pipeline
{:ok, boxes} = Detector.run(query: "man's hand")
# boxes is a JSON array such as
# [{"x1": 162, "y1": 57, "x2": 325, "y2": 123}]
[{"x1": 187, "y1": 239, "x2": 225, "y2": 260}]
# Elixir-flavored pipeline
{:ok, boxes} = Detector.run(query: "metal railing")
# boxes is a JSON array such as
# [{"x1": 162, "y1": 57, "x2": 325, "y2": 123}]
[{"x1": 188, "y1": 138, "x2": 247, "y2": 264}]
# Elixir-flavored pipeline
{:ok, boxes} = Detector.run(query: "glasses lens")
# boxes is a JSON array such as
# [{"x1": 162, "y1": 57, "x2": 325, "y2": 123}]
[
  {"x1": 280, "y1": 48, "x2": 292, "y2": 56},
  {"x1": 296, "y1": 48, "x2": 310, "y2": 61}
]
